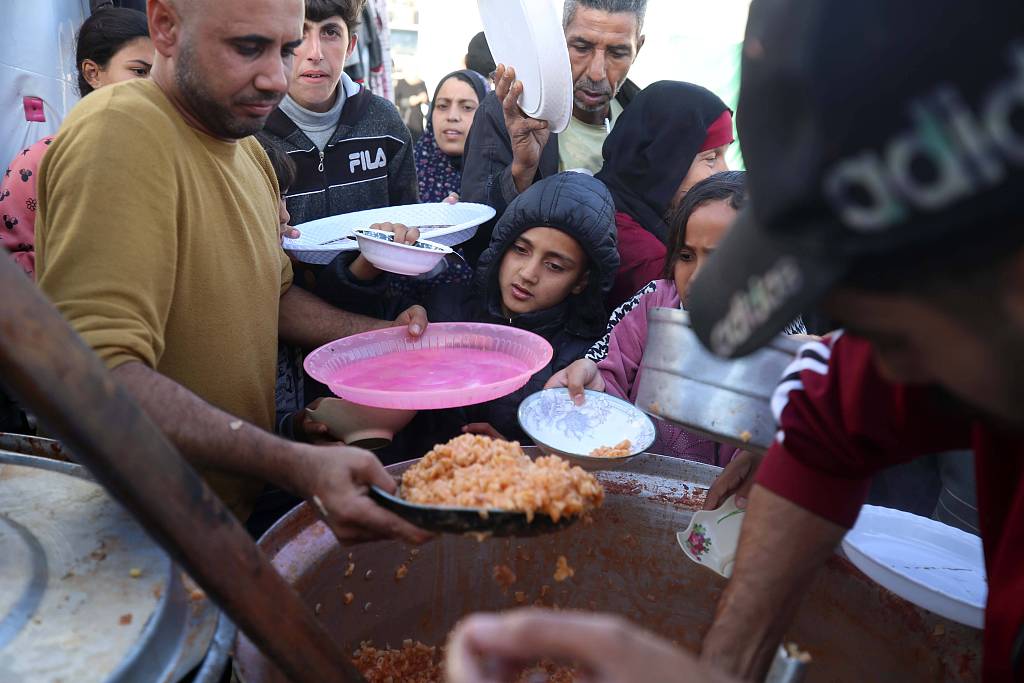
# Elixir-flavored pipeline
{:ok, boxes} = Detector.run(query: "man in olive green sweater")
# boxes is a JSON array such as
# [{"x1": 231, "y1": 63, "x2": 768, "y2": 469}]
[{"x1": 36, "y1": 0, "x2": 429, "y2": 545}]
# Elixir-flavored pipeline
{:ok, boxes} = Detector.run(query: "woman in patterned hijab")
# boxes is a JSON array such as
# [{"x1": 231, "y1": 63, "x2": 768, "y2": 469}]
[{"x1": 414, "y1": 70, "x2": 488, "y2": 203}]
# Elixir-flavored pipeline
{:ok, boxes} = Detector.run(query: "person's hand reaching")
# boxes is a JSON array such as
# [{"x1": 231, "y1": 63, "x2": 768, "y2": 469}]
[
  {"x1": 494, "y1": 64, "x2": 551, "y2": 195},
  {"x1": 445, "y1": 609, "x2": 741, "y2": 683},
  {"x1": 544, "y1": 359, "x2": 605, "y2": 406},
  {"x1": 461, "y1": 423, "x2": 506, "y2": 440},
  {"x1": 349, "y1": 222, "x2": 422, "y2": 281},
  {"x1": 703, "y1": 450, "x2": 763, "y2": 510}
]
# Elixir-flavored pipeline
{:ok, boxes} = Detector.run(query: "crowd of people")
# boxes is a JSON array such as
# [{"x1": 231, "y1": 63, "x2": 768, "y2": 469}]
[{"x1": 2, "y1": 0, "x2": 1021, "y2": 680}]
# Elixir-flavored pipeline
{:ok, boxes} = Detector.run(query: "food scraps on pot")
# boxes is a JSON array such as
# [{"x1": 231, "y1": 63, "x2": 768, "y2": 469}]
[{"x1": 589, "y1": 439, "x2": 632, "y2": 458}]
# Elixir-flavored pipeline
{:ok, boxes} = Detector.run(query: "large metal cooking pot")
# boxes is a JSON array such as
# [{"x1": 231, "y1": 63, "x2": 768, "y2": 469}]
[
  {"x1": 636, "y1": 307, "x2": 803, "y2": 451},
  {"x1": 234, "y1": 451, "x2": 981, "y2": 682},
  {"x1": 0, "y1": 444, "x2": 219, "y2": 682}
]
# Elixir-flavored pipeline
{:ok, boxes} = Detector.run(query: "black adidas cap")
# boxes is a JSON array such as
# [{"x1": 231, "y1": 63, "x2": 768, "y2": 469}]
[{"x1": 688, "y1": 0, "x2": 1024, "y2": 357}]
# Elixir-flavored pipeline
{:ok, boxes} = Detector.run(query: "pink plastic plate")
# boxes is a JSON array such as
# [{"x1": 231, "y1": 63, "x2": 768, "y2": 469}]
[{"x1": 304, "y1": 323, "x2": 554, "y2": 410}]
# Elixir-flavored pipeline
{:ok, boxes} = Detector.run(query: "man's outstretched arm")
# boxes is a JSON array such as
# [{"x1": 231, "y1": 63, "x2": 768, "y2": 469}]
[
  {"x1": 701, "y1": 485, "x2": 845, "y2": 679},
  {"x1": 111, "y1": 361, "x2": 430, "y2": 544},
  {"x1": 278, "y1": 284, "x2": 426, "y2": 349}
]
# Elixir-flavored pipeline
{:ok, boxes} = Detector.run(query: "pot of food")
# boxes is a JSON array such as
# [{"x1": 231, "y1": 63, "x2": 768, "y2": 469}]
[
  {"x1": 635, "y1": 308, "x2": 804, "y2": 451},
  {"x1": 234, "y1": 450, "x2": 981, "y2": 682},
  {"x1": 0, "y1": 445, "x2": 219, "y2": 682}
]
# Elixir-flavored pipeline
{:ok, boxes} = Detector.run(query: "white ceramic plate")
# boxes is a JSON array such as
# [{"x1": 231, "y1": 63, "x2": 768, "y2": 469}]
[
  {"x1": 479, "y1": 0, "x2": 573, "y2": 133},
  {"x1": 841, "y1": 505, "x2": 986, "y2": 628},
  {"x1": 283, "y1": 202, "x2": 495, "y2": 265},
  {"x1": 518, "y1": 389, "x2": 656, "y2": 466}
]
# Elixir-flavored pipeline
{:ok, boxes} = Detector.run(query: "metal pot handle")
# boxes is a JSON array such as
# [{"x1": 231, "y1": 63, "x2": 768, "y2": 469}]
[{"x1": 764, "y1": 645, "x2": 810, "y2": 683}]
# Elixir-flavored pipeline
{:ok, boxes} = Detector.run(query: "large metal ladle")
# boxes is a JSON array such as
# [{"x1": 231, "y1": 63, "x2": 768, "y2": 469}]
[{"x1": 0, "y1": 255, "x2": 365, "y2": 681}]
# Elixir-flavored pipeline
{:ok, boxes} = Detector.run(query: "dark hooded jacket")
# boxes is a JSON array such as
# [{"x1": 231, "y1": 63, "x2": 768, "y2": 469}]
[
  {"x1": 314, "y1": 172, "x2": 619, "y2": 460},
  {"x1": 261, "y1": 77, "x2": 418, "y2": 229}
]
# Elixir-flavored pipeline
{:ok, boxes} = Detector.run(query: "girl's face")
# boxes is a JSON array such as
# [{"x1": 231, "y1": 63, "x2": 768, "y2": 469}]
[
  {"x1": 277, "y1": 197, "x2": 292, "y2": 239},
  {"x1": 498, "y1": 227, "x2": 589, "y2": 318},
  {"x1": 669, "y1": 144, "x2": 730, "y2": 210},
  {"x1": 81, "y1": 37, "x2": 154, "y2": 91},
  {"x1": 432, "y1": 78, "x2": 480, "y2": 157},
  {"x1": 673, "y1": 199, "x2": 737, "y2": 307}
]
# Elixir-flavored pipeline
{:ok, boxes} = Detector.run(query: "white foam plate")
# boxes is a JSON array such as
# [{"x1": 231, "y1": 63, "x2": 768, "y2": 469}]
[
  {"x1": 479, "y1": 0, "x2": 573, "y2": 134},
  {"x1": 841, "y1": 505, "x2": 987, "y2": 628},
  {"x1": 283, "y1": 202, "x2": 495, "y2": 265}
]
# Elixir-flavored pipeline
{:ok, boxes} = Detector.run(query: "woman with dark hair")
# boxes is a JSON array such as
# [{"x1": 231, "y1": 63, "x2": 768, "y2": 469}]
[
  {"x1": 595, "y1": 80, "x2": 735, "y2": 309},
  {"x1": 380, "y1": 69, "x2": 489, "y2": 298},
  {"x1": 414, "y1": 69, "x2": 488, "y2": 203},
  {"x1": 548, "y1": 172, "x2": 807, "y2": 466},
  {"x1": 1, "y1": 8, "x2": 151, "y2": 279},
  {"x1": 75, "y1": 7, "x2": 152, "y2": 96}
]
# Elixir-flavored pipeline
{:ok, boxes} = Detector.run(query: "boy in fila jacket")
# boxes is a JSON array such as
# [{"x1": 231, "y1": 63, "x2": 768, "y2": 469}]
[
  {"x1": 263, "y1": 0, "x2": 418, "y2": 442},
  {"x1": 260, "y1": 0, "x2": 417, "y2": 230}
]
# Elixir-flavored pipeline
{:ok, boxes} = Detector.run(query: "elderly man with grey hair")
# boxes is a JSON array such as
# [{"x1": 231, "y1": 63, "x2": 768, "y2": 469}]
[{"x1": 459, "y1": 0, "x2": 646, "y2": 259}]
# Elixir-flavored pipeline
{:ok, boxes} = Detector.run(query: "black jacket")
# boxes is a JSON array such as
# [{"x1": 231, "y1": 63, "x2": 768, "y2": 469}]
[
  {"x1": 261, "y1": 82, "x2": 418, "y2": 228},
  {"x1": 315, "y1": 172, "x2": 619, "y2": 460},
  {"x1": 459, "y1": 79, "x2": 639, "y2": 262}
]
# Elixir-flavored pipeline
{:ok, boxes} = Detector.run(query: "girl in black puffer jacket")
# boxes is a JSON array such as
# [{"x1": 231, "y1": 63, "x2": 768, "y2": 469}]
[{"x1": 312, "y1": 172, "x2": 620, "y2": 461}]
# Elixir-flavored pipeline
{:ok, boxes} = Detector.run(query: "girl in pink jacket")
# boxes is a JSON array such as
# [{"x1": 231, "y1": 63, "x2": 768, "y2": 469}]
[
  {"x1": 547, "y1": 172, "x2": 806, "y2": 466},
  {"x1": 1, "y1": 8, "x2": 151, "y2": 278}
]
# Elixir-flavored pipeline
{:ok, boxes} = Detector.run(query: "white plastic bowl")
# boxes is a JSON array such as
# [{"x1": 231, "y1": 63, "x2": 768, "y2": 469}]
[
  {"x1": 283, "y1": 202, "x2": 495, "y2": 265},
  {"x1": 353, "y1": 228, "x2": 452, "y2": 276}
]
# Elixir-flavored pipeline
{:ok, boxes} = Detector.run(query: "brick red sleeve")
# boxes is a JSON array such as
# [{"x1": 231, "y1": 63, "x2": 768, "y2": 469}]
[{"x1": 756, "y1": 333, "x2": 972, "y2": 527}]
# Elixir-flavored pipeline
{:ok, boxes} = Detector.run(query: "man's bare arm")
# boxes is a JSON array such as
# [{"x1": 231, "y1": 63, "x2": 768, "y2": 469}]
[
  {"x1": 111, "y1": 361, "x2": 429, "y2": 544},
  {"x1": 701, "y1": 485, "x2": 846, "y2": 679},
  {"x1": 112, "y1": 361, "x2": 305, "y2": 488},
  {"x1": 278, "y1": 285, "x2": 426, "y2": 348}
]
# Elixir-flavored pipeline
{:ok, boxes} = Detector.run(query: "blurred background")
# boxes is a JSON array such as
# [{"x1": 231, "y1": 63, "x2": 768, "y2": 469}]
[
  {"x1": 390, "y1": 0, "x2": 751, "y2": 167},
  {"x1": 0, "y1": 0, "x2": 751, "y2": 168}
]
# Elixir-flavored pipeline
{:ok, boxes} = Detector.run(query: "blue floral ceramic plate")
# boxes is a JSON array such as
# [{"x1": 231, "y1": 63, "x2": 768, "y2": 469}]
[{"x1": 517, "y1": 389, "x2": 656, "y2": 469}]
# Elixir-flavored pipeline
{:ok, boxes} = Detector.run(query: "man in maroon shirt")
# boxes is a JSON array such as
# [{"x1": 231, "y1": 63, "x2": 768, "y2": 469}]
[
  {"x1": 445, "y1": 0, "x2": 1024, "y2": 681},
  {"x1": 685, "y1": 0, "x2": 1024, "y2": 679}
]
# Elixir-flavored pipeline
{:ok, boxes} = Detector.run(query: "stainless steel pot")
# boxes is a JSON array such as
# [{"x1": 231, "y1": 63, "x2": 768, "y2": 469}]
[
  {"x1": 636, "y1": 308, "x2": 803, "y2": 451},
  {"x1": 0, "y1": 445, "x2": 219, "y2": 682},
  {"x1": 234, "y1": 451, "x2": 981, "y2": 682}
]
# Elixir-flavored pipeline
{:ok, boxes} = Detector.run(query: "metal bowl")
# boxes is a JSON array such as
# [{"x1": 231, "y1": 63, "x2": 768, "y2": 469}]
[
  {"x1": 233, "y1": 450, "x2": 981, "y2": 683},
  {"x1": 0, "y1": 446, "x2": 219, "y2": 682},
  {"x1": 636, "y1": 308, "x2": 804, "y2": 452}
]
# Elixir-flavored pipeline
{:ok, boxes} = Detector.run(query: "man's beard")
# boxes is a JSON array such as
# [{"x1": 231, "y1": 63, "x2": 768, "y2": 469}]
[
  {"x1": 176, "y1": 40, "x2": 281, "y2": 139},
  {"x1": 572, "y1": 75, "x2": 615, "y2": 114}
]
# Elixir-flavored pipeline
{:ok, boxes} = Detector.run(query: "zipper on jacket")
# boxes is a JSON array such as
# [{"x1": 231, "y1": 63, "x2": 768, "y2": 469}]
[{"x1": 318, "y1": 149, "x2": 325, "y2": 173}]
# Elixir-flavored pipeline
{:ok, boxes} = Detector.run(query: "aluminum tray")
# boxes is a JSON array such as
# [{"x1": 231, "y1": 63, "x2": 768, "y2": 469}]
[{"x1": 0, "y1": 448, "x2": 218, "y2": 682}]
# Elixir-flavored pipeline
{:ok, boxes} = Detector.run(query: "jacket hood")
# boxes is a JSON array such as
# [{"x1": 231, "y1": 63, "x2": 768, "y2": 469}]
[{"x1": 474, "y1": 172, "x2": 619, "y2": 338}]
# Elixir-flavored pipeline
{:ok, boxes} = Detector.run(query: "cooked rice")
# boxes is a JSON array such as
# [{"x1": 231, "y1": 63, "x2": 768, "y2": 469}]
[
  {"x1": 352, "y1": 640, "x2": 579, "y2": 682},
  {"x1": 589, "y1": 439, "x2": 632, "y2": 458},
  {"x1": 400, "y1": 435, "x2": 604, "y2": 522},
  {"x1": 553, "y1": 555, "x2": 575, "y2": 582},
  {"x1": 353, "y1": 640, "x2": 441, "y2": 683}
]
